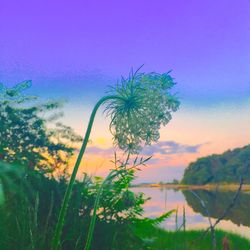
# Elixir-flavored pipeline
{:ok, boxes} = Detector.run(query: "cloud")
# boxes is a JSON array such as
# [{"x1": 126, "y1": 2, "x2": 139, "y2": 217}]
[
  {"x1": 141, "y1": 141, "x2": 204, "y2": 156},
  {"x1": 85, "y1": 146, "x2": 114, "y2": 155},
  {"x1": 85, "y1": 140, "x2": 204, "y2": 157}
]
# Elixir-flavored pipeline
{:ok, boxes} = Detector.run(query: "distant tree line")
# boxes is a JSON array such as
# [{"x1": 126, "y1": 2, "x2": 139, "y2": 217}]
[{"x1": 182, "y1": 145, "x2": 250, "y2": 184}]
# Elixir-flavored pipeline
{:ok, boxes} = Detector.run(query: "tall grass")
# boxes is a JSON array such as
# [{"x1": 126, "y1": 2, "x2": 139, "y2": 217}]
[{"x1": 144, "y1": 229, "x2": 250, "y2": 250}]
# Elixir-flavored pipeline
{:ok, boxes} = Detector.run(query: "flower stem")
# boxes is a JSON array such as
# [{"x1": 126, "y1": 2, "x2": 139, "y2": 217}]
[
  {"x1": 51, "y1": 95, "x2": 122, "y2": 250},
  {"x1": 84, "y1": 170, "x2": 115, "y2": 250},
  {"x1": 84, "y1": 151, "x2": 131, "y2": 250}
]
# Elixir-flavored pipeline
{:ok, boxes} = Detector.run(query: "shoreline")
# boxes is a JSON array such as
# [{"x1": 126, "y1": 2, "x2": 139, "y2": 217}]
[{"x1": 132, "y1": 183, "x2": 250, "y2": 191}]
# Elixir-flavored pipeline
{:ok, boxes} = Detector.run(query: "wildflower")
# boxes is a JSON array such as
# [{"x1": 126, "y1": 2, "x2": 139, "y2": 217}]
[
  {"x1": 105, "y1": 70, "x2": 180, "y2": 153},
  {"x1": 53, "y1": 68, "x2": 180, "y2": 249}
]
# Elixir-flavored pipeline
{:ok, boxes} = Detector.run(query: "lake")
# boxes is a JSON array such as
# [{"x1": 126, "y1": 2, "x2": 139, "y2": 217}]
[{"x1": 132, "y1": 187, "x2": 250, "y2": 239}]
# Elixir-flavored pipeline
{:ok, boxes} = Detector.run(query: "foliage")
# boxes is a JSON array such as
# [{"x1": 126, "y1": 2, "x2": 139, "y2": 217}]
[
  {"x1": 182, "y1": 145, "x2": 250, "y2": 184},
  {"x1": 1, "y1": 163, "x2": 250, "y2": 250},
  {"x1": 84, "y1": 154, "x2": 154, "y2": 250},
  {"x1": 0, "y1": 81, "x2": 82, "y2": 177},
  {"x1": 0, "y1": 160, "x2": 175, "y2": 250},
  {"x1": 0, "y1": 161, "x2": 63, "y2": 250},
  {"x1": 172, "y1": 178, "x2": 179, "y2": 184},
  {"x1": 135, "y1": 228, "x2": 250, "y2": 250}
]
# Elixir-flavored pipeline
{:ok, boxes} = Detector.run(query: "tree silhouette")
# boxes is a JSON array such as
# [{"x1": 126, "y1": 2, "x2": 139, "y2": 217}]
[{"x1": 0, "y1": 81, "x2": 82, "y2": 177}]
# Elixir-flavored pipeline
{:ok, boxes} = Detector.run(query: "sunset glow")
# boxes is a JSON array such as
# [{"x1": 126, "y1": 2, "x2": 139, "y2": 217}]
[{"x1": 1, "y1": 0, "x2": 250, "y2": 183}]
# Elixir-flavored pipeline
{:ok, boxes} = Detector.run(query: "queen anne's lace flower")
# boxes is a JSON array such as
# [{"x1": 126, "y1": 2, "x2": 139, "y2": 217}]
[
  {"x1": 105, "y1": 71, "x2": 180, "y2": 154},
  {"x1": 52, "y1": 69, "x2": 180, "y2": 247}
]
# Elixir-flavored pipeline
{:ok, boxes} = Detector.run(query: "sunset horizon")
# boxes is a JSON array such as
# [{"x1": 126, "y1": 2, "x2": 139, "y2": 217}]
[{"x1": 1, "y1": 0, "x2": 250, "y2": 183}]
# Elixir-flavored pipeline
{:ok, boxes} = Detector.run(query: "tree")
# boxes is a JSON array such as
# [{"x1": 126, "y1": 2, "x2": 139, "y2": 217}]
[
  {"x1": 182, "y1": 145, "x2": 250, "y2": 184},
  {"x1": 172, "y1": 179, "x2": 179, "y2": 184},
  {"x1": 0, "y1": 81, "x2": 82, "y2": 178}
]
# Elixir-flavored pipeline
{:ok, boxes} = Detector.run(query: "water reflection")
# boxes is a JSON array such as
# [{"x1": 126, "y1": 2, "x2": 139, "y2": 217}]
[
  {"x1": 132, "y1": 187, "x2": 250, "y2": 239},
  {"x1": 183, "y1": 190, "x2": 250, "y2": 227}
]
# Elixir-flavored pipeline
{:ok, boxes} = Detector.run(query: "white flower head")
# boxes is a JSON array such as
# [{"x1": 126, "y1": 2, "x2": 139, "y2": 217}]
[{"x1": 105, "y1": 69, "x2": 180, "y2": 154}]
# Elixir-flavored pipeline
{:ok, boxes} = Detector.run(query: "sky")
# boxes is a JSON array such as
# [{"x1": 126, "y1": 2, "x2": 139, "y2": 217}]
[{"x1": 1, "y1": 0, "x2": 250, "y2": 182}]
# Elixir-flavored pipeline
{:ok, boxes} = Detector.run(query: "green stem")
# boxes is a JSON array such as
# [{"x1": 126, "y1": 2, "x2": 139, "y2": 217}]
[
  {"x1": 84, "y1": 160, "x2": 129, "y2": 250},
  {"x1": 51, "y1": 95, "x2": 123, "y2": 250},
  {"x1": 84, "y1": 170, "x2": 114, "y2": 250}
]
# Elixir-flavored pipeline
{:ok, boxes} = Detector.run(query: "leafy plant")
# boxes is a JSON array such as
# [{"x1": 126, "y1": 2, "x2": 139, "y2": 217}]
[
  {"x1": 52, "y1": 68, "x2": 180, "y2": 249},
  {"x1": 182, "y1": 145, "x2": 250, "y2": 184},
  {"x1": 0, "y1": 156, "x2": 175, "y2": 250},
  {"x1": 0, "y1": 81, "x2": 82, "y2": 177},
  {"x1": 84, "y1": 153, "x2": 152, "y2": 250}
]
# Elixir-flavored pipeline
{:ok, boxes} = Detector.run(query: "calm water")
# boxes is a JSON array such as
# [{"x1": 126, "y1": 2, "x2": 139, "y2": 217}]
[{"x1": 132, "y1": 187, "x2": 250, "y2": 239}]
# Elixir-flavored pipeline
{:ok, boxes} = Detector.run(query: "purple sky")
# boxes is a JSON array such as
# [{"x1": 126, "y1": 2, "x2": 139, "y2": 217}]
[{"x1": 1, "y1": 0, "x2": 250, "y2": 105}]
